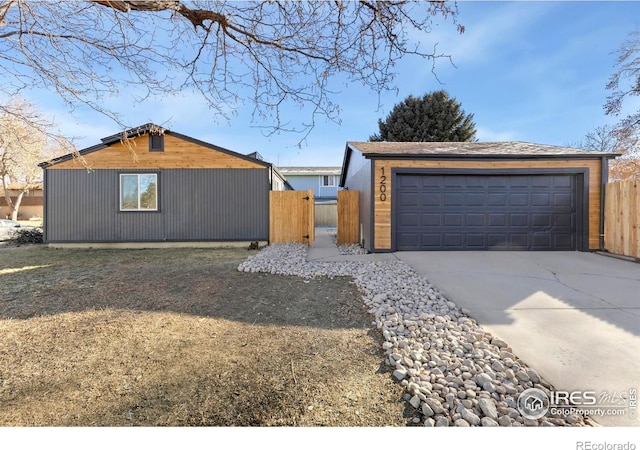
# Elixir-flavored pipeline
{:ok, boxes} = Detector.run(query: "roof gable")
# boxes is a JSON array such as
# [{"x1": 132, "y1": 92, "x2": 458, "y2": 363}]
[{"x1": 41, "y1": 124, "x2": 271, "y2": 170}]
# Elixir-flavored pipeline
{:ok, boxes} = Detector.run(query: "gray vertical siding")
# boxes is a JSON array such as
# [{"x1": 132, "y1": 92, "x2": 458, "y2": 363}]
[
  {"x1": 342, "y1": 150, "x2": 372, "y2": 251},
  {"x1": 45, "y1": 168, "x2": 269, "y2": 242},
  {"x1": 284, "y1": 175, "x2": 339, "y2": 200}
]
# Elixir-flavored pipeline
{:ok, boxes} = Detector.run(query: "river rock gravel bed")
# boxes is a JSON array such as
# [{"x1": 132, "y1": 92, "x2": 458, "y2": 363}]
[
  {"x1": 326, "y1": 228, "x2": 369, "y2": 255},
  {"x1": 238, "y1": 244, "x2": 591, "y2": 427}
]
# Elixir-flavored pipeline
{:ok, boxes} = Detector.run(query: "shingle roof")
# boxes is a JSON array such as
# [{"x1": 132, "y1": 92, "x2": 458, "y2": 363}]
[
  {"x1": 278, "y1": 166, "x2": 341, "y2": 175},
  {"x1": 347, "y1": 141, "x2": 620, "y2": 157}
]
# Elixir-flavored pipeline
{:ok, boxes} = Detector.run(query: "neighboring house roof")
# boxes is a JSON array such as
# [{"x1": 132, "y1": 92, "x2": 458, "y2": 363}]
[
  {"x1": 0, "y1": 196, "x2": 42, "y2": 206},
  {"x1": 271, "y1": 167, "x2": 295, "y2": 190},
  {"x1": 3, "y1": 182, "x2": 43, "y2": 191},
  {"x1": 39, "y1": 123, "x2": 274, "y2": 169},
  {"x1": 278, "y1": 166, "x2": 341, "y2": 176},
  {"x1": 346, "y1": 141, "x2": 621, "y2": 158},
  {"x1": 246, "y1": 151, "x2": 264, "y2": 161}
]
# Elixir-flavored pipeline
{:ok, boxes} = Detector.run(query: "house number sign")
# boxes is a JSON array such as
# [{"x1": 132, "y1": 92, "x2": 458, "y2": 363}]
[{"x1": 379, "y1": 166, "x2": 387, "y2": 201}]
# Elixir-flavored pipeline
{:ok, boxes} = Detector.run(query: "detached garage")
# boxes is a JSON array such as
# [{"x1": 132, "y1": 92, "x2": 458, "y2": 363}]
[{"x1": 339, "y1": 142, "x2": 618, "y2": 252}]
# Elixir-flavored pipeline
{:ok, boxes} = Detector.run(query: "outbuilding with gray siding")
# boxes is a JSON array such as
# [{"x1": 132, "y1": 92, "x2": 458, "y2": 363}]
[
  {"x1": 39, "y1": 123, "x2": 287, "y2": 246},
  {"x1": 340, "y1": 141, "x2": 619, "y2": 253}
]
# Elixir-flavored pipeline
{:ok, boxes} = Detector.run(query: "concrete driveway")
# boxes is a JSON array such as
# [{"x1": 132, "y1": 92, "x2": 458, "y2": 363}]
[{"x1": 395, "y1": 251, "x2": 640, "y2": 427}]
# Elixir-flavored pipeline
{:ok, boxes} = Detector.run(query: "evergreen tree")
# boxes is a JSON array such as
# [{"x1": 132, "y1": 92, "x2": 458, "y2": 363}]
[{"x1": 370, "y1": 90, "x2": 476, "y2": 142}]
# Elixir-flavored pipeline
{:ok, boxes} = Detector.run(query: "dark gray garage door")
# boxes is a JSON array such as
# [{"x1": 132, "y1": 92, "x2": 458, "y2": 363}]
[{"x1": 395, "y1": 174, "x2": 577, "y2": 250}]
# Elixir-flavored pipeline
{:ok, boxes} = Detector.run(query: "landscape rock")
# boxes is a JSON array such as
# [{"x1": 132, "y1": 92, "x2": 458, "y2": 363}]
[
  {"x1": 421, "y1": 403, "x2": 435, "y2": 417},
  {"x1": 461, "y1": 408, "x2": 481, "y2": 426},
  {"x1": 424, "y1": 398, "x2": 445, "y2": 415},
  {"x1": 478, "y1": 398, "x2": 499, "y2": 420},
  {"x1": 454, "y1": 418, "x2": 471, "y2": 427},
  {"x1": 393, "y1": 367, "x2": 407, "y2": 381},
  {"x1": 481, "y1": 417, "x2": 499, "y2": 427},
  {"x1": 435, "y1": 416, "x2": 450, "y2": 427},
  {"x1": 424, "y1": 418, "x2": 435, "y2": 427},
  {"x1": 238, "y1": 243, "x2": 592, "y2": 428}
]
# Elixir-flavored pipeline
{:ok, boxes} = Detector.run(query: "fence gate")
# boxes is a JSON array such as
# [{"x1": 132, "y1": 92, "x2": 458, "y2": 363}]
[
  {"x1": 337, "y1": 190, "x2": 359, "y2": 245},
  {"x1": 269, "y1": 189, "x2": 315, "y2": 244}
]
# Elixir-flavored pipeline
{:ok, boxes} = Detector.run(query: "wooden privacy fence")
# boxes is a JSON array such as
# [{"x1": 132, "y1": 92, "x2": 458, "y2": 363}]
[
  {"x1": 337, "y1": 190, "x2": 359, "y2": 244},
  {"x1": 605, "y1": 180, "x2": 640, "y2": 258},
  {"x1": 269, "y1": 189, "x2": 315, "y2": 244}
]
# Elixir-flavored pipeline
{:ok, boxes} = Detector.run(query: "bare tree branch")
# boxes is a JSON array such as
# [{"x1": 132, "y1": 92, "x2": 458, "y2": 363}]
[
  {"x1": 605, "y1": 29, "x2": 640, "y2": 136},
  {"x1": 0, "y1": 98, "x2": 74, "y2": 219},
  {"x1": 1, "y1": 1, "x2": 463, "y2": 139}
]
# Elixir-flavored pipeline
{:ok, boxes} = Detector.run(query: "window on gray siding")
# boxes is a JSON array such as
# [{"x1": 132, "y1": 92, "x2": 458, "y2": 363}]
[
  {"x1": 120, "y1": 174, "x2": 158, "y2": 211},
  {"x1": 321, "y1": 175, "x2": 337, "y2": 187}
]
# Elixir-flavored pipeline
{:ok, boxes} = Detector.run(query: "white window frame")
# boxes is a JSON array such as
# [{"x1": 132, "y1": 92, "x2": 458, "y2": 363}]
[
  {"x1": 321, "y1": 175, "x2": 337, "y2": 187},
  {"x1": 119, "y1": 173, "x2": 158, "y2": 211}
]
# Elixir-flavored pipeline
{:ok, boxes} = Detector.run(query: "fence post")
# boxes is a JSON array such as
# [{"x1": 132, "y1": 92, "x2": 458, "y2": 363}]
[{"x1": 307, "y1": 189, "x2": 315, "y2": 244}]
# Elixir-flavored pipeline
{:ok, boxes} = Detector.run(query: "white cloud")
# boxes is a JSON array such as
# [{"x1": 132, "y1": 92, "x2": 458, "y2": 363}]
[
  {"x1": 424, "y1": 2, "x2": 556, "y2": 68},
  {"x1": 475, "y1": 126, "x2": 519, "y2": 142}
]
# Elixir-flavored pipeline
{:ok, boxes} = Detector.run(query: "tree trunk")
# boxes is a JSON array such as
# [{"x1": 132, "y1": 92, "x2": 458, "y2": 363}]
[
  {"x1": 2, "y1": 179, "x2": 13, "y2": 219},
  {"x1": 10, "y1": 190, "x2": 24, "y2": 221}
]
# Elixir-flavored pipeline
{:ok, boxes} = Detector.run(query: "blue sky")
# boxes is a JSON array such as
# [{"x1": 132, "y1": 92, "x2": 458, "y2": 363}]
[{"x1": 41, "y1": 1, "x2": 640, "y2": 167}]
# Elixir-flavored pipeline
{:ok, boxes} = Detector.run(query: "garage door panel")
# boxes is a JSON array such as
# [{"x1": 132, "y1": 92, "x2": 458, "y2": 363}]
[
  {"x1": 398, "y1": 191, "x2": 419, "y2": 207},
  {"x1": 532, "y1": 176, "x2": 551, "y2": 187},
  {"x1": 532, "y1": 193, "x2": 551, "y2": 206},
  {"x1": 554, "y1": 193, "x2": 573, "y2": 207},
  {"x1": 422, "y1": 213, "x2": 441, "y2": 226},
  {"x1": 398, "y1": 175, "x2": 422, "y2": 188},
  {"x1": 509, "y1": 177, "x2": 529, "y2": 188},
  {"x1": 488, "y1": 178, "x2": 508, "y2": 188},
  {"x1": 488, "y1": 214, "x2": 507, "y2": 226},
  {"x1": 553, "y1": 234, "x2": 574, "y2": 248},
  {"x1": 444, "y1": 193, "x2": 464, "y2": 206},
  {"x1": 444, "y1": 214, "x2": 463, "y2": 226},
  {"x1": 489, "y1": 193, "x2": 508, "y2": 206},
  {"x1": 466, "y1": 214, "x2": 485, "y2": 226},
  {"x1": 421, "y1": 176, "x2": 443, "y2": 188},
  {"x1": 532, "y1": 234, "x2": 551, "y2": 248},
  {"x1": 510, "y1": 214, "x2": 529, "y2": 227},
  {"x1": 445, "y1": 177, "x2": 465, "y2": 188},
  {"x1": 421, "y1": 192, "x2": 441, "y2": 206},
  {"x1": 421, "y1": 234, "x2": 441, "y2": 247},
  {"x1": 398, "y1": 213, "x2": 420, "y2": 227},
  {"x1": 396, "y1": 174, "x2": 577, "y2": 251},
  {"x1": 466, "y1": 234, "x2": 486, "y2": 247},
  {"x1": 466, "y1": 193, "x2": 487, "y2": 206},
  {"x1": 532, "y1": 214, "x2": 552, "y2": 227},
  {"x1": 510, "y1": 193, "x2": 529, "y2": 206},
  {"x1": 510, "y1": 234, "x2": 529, "y2": 248},
  {"x1": 552, "y1": 176, "x2": 573, "y2": 188},
  {"x1": 443, "y1": 234, "x2": 463, "y2": 247},
  {"x1": 488, "y1": 234, "x2": 508, "y2": 248},
  {"x1": 554, "y1": 213, "x2": 574, "y2": 227},
  {"x1": 398, "y1": 233, "x2": 420, "y2": 247},
  {"x1": 466, "y1": 176, "x2": 487, "y2": 188}
]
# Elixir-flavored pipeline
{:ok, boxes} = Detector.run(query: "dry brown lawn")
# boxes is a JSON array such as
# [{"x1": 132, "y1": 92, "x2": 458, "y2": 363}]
[{"x1": 0, "y1": 245, "x2": 411, "y2": 426}]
